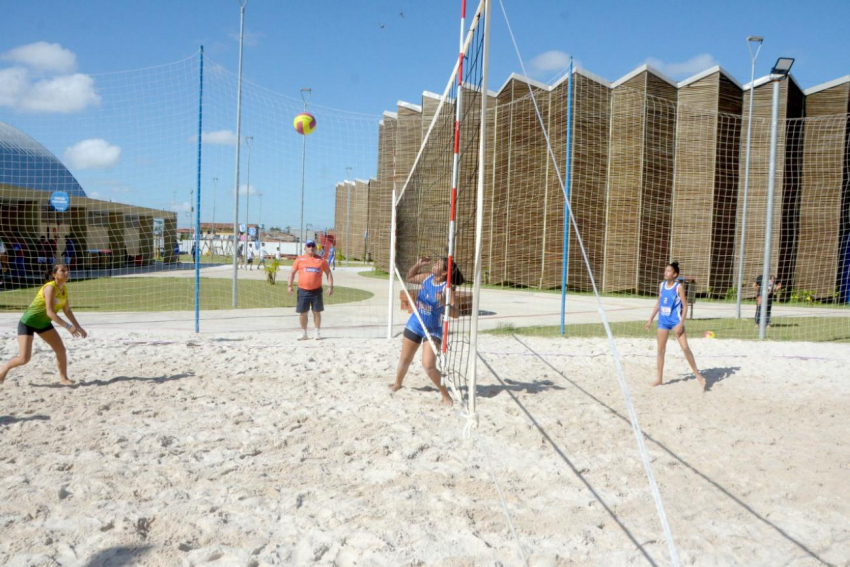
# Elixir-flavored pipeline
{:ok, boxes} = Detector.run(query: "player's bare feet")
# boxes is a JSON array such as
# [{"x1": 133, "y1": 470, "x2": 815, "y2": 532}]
[
  {"x1": 0, "y1": 370, "x2": 7, "y2": 384},
  {"x1": 441, "y1": 395, "x2": 453, "y2": 406},
  {"x1": 59, "y1": 377, "x2": 75, "y2": 386},
  {"x1": 696, "y1": 373, "x2": 706, "y2": 390},
  {"x1": 650, "y1": 378, "x2": 663, "y2": 387},
  {"x1": 389, "y1": 383, "x2": 402, "y2": 392}
]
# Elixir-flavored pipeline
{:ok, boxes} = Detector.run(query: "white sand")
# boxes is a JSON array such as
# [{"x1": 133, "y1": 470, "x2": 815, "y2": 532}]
[{"x1": 1, "y1": 330, "x2": 848, "y2": 566}]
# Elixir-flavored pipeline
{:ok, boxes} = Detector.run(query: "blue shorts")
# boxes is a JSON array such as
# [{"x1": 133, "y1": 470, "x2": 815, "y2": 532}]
[
  {"x1": 404, "y1": 315, "x2": 441, "y2": 344},
  {"x1": 658, "y1": 318, "x2": 681, "y2": 331}
]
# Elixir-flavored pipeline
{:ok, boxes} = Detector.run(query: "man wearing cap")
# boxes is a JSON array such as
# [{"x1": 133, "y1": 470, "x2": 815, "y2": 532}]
[{"x1": 288, "y1": 240, "x2": 333, "y2": 340}]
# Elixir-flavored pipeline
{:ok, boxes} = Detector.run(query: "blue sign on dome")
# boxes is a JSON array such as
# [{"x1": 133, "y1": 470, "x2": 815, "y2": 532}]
[{"x1": 50, "y1": 191, "x2": 70, "y2": 212}]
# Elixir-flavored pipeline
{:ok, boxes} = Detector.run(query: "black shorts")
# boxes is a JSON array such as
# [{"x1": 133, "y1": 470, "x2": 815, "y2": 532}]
[
  {"x1": 296, "y1": 288, "x2": 324, "y2": 313},
  {"x1": 403, "y1": 327, "x2": 441, "y2": 346},
  {"x1": 18, "y1": 320, "x2": 54, "y2": 336}
]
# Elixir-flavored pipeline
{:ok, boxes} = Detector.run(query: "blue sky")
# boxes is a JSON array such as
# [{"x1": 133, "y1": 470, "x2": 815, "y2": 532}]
[{"x1": 2, "y1": 0, "x2": 849, "y2": 229}]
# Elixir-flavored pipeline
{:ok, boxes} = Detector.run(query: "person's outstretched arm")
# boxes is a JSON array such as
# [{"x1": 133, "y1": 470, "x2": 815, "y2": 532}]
[
  {"x1": 62, "y1": 301, "x2": 87, "y2": 338},
  {"x1": 44, "y1": 286, "x2": 80, "y2": 337}
]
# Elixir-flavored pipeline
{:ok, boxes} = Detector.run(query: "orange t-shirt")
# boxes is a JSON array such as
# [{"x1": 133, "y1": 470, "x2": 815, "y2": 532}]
[{"x1": 292, "y1": 255, "x2": 330, "y2": 290}]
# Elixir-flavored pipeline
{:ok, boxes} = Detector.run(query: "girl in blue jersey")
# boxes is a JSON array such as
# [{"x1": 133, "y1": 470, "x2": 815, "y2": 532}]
[
  {"x1": 645, "y1": 262, "x2": 706, "y2": 390},
  {"x1": 390, "y1": 256, "x2": 465, "y2": 406}
]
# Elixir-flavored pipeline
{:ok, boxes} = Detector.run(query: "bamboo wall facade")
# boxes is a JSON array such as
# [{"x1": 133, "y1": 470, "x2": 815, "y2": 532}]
[
  {"x1": 489, "y1": 76, "x2": 551, "y2": 287},
  {"x1": 673, "y1": 71, "x2": 743, "y2": 295},
  {"x1": 797, "y1": 81, "x2": 850, "y2": 299},
  {"x1": 353, "y1": 66, "x2": 850, "y2": 304},
  {"x1": 604, "y1": 69, "x2": 677, "y2": 293},
  {"x1": 735, "y1": 79, "x2": 805, "y2": 298},
  {"x1": 566, "y1": 71, "x2": 611, "y2": 292},
  {"x1": 371, "y1": 114, "x2": 397, "y2": 271}
]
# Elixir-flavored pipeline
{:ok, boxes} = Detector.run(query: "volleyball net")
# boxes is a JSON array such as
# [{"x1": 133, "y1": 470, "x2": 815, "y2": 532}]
[{"x1": 0, "y1": 51, "x2": 387, "y2": 335}]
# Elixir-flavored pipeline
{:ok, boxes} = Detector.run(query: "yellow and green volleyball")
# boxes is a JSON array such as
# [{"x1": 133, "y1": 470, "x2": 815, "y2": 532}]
[{"x1": 293, "y1": 112, "x2": 317, "y2": 135}]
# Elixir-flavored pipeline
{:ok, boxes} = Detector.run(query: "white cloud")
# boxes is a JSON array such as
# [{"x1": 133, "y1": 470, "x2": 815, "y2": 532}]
[
  {"x1": 529, "y1": 50, "x2": 572, "y2": 76},
  {"x1": 645, "y1": 53, "x2": 718, "y2": 78},
  {"x1": 0, "y1": 43, "x2": 99, "y2": 114},
  {"x1": 63, "y1": 139, "x2": 121, "y2": 170},
  {"x1": 171, "y1": 201, "x2": 192, "y2": 214},
  {"x1": 236, "y1": 183, "x2": 257, "y2": 196},
  {"x1": 19, "y1": 73, "x2": 101, "y2": 113},
  {"x1": 0, "y1": 67, "x2": 29, "y2": 107},
  {"x1": 200, "y1": 129, "x2": 237, "y2": 145},
  {"x1": 1, "y1": 42, "x2": 77, "y2": 73}
]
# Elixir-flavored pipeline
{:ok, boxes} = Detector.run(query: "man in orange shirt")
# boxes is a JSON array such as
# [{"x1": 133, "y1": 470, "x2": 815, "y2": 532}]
[{"x1": 288, "y1": 240, "x2": 333, "y2": 340}]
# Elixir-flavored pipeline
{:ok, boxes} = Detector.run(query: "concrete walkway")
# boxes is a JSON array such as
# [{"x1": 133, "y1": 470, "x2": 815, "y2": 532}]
[{"x1": 1, "y1": 263, "x2": 846, "y2": 339}]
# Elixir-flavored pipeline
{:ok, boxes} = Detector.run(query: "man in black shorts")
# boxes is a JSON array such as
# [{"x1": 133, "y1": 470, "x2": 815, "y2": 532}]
[{"x1": 288, "y1": 240, "x2": 333, "y2": 340}]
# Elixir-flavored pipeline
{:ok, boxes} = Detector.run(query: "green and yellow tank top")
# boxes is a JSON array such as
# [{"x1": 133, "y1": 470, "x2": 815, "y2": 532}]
[{"x1": 20, "y1": 281, "x2": 68, "y2": 328}]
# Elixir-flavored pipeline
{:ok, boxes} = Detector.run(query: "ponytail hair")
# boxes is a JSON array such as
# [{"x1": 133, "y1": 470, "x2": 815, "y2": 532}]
[
  {"x1": 667, "y1": 261, "x2": 680, "y2": 276},
  {"x1": 440, "y1": 257, "x2": 466, "y2": 286}
]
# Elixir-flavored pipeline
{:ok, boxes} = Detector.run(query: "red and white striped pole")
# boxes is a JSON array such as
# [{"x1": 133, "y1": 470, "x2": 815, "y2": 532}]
[{"x1": 442, "y1": 0, "x2": 467, "y2": 355}]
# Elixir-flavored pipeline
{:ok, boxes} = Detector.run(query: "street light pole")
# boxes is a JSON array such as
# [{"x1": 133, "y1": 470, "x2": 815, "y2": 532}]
[
  {"x1": 231, "y1": 0, "x2": 248, "y2": 307},
  {"x1": 759, "y1": 57, "x2": 794, "y2": 340},
  {"x1": 735, "y1": 35, "x2": 763, "y2": 319}
]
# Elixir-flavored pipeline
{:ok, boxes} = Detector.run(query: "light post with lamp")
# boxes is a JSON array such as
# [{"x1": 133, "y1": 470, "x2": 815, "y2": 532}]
[{"x1": 758, "y1": 57, "x2": 794, "y2": 339}]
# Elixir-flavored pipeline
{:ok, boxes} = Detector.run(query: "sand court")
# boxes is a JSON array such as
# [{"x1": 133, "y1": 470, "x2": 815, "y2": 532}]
[{"x1": 1, "y1": 326, "x2": 848, "y2": 566}]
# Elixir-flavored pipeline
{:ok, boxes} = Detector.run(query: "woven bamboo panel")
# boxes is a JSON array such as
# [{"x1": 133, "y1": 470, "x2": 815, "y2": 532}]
[
  {"x1": 797, "y1": 83, "x2": 850, "y2": 298},
  {"x1": 637, "y1": 74, "x2": 677, "y2": 294},
  {"x1": 566, "y1": 73, "x2": 610, "y2": 292},
  {"x1": 479, "y1": 94, "x2": 499, "y2": 281},
  {"x1": 348, "y1": 179, "x2": 370, "y2": 260},
  {"x1": 334, "y1": 182, "x2": 345, "y2": 254},
  {"x1": 371, "y1": 117, "x2": 397, "y2": 271},
  {"x1": 393, "y1": 103, "x2": 424, "y2": 275},
  {"x1": 711, "y1": 76, "x2": 744, "y2": 297},
  {"x1": 493, "y1": 78, "x2": 550, "y2": 288},
  {"x1": 780, "y1": 81, "x2": 806, "y2": 293},
  {"x1": 673, "y1": 73, "x2": 720, "y2": 293},
  {"x1": 735, "y1": 81, "x2": 796, "y2": 297},
  {"x1": 487, "y1": 87, "x2": 514, "y2": 285},
  {"x1": 604, "y1": 75, "x2": 647, "y2": 293}
]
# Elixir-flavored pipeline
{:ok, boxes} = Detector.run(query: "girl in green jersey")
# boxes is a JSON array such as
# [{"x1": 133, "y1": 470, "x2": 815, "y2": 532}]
[{"x1": 0, "y1": 264, "x2": 86, "y2": 386}]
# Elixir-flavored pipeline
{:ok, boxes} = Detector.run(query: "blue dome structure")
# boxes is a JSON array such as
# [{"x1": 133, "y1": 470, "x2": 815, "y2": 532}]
[{"x1": 0, "y1": 121, "x2": 87, "y2": 198}]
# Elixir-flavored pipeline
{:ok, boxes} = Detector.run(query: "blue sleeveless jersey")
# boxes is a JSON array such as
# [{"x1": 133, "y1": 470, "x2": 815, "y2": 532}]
[
  {"x1": 405, "y1": 275, "x2": 447, "y2": 338},
  {"x1": 658, "y1": 281, "x2": 682, "y2": 328}
]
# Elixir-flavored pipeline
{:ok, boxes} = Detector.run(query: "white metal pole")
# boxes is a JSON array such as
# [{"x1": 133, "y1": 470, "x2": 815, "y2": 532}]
[
  {"x1": 387, "y1": 188, "x2": 397, "y2": 339},
  {"x1": 736, "y1": 36, "x2": 763, "y2": 318},
  {"x1": 467, "y1": 0, "x2": 492, "y2": 429},
  {"x1": 231, "y1": 0, "x2": 247, "y2": 307},
  {"x1": 759, "y1": 78, "x2": 781, "y2": 339}
]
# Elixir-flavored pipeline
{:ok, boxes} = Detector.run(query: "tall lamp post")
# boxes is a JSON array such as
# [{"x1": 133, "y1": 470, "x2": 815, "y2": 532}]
[
  {"x1": 231, "y1": 0, "x2": 248, "y2": 307},
  {"x1": 735, "y1": 35, "x2": 764, "y2": 319},
  {"x1": 759, "y1": 57, "x2": 794, "y2": 340}
]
